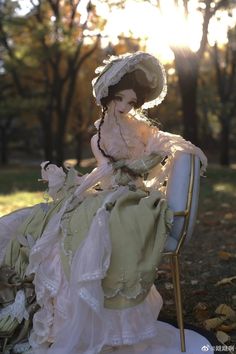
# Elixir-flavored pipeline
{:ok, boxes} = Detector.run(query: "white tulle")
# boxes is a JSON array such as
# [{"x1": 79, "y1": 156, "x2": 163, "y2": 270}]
[
  {"x1": 12, "y1": 342, "x2": 32, "y2": 354},
  {"x1": 99, "y1": 320, "x2": 214, "y2": 354},
  {"x1": 0, "y1": 290, "x2": 29, "y2": 323},
  {"x1": 23, "y1": 186, "x2": 163, "y2": 354}
]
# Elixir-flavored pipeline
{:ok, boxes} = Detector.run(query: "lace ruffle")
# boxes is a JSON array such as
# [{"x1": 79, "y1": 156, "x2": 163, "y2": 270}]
[
  {"x1": 0, "y1": 290, "x2": 29, "y2": 323},
  {"x1": 103, "y1": 286, "x2": 163, "y2": 346},
  {"x1": 12, "y1": 342, "x2": 31, "y2": 353},
  {"x1": 103, "y1": 272, "x2": 155, "y2": 301}
]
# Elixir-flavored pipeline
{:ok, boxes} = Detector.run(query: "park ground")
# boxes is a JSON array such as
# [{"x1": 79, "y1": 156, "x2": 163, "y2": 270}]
[{"x1": 0, "y1": 161, "x2": 236, "y2": 351}]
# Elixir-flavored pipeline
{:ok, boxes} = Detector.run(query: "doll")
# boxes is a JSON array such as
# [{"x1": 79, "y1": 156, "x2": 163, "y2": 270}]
[{"x1": 0, "y1": 52, "x2": 207, "y2": 354}]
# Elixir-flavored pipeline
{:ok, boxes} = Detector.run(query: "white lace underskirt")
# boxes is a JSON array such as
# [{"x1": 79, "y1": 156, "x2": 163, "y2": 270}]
[
  {"x1": 100, "y1": 320, "x2": 214, "y2": 354},
  {"x1": 0, "y1": 189, "x2": 212, "y2": 354}
]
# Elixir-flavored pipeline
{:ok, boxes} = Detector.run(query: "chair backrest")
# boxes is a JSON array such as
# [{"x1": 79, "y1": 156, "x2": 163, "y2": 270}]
[{"x1": 164, "y1": 153, "x2": 200, "y2": 253}]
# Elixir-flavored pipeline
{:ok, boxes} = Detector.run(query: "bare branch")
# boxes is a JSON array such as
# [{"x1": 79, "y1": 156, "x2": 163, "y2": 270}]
[
  {"x1": 62, "y1": 39, "x2": 84, "y2": 83},
  {"x1": 62, "y1": 35, "x2": 100, "y2": 122},
  {"x1": 227, "y1": 48, "x2": 236, "y2": 98},
  {"x1": 33, "y1": 3, "x2": 58, "y2": 68},
  {"x1": 183, "y1": 0, "x2": 189, "y2": 17},
  {"x1": 197, "y1": 0, "x2": 211, "y2": 59},
  {"x1": 48, "y1": 0, "x2": 60, "y2": 17},
  {"x1": 0, "y1": 22, "x2": 24, "y2": 93},
  {"x1": 212, "y1": 0, "x2": 230, "y2": 14},
  {"x1": 76, "y1": 35, "x2": 100, "y2": 71},
  {"x1": 69, "y1": 0, "x2": 80, "y2": 29}
]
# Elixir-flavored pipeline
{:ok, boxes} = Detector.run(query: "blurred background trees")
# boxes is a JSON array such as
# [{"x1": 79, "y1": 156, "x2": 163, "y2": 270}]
[
  {"x1": 0, "y1": 0, "x2": 104, "y2": 164},
  {"x1": 0, "y1": 0, "x2": 236, "y2": 166}
]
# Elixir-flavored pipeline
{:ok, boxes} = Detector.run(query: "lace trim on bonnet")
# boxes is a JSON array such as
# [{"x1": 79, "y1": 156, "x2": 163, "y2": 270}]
[{"x1": 92, "y1": 52, "x2": 167, "y2": 109}]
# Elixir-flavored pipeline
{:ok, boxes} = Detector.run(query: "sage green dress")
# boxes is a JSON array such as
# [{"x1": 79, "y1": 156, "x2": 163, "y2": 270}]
[{"x1": 0, "y1": 113, "x2": 207, "y2": 354}]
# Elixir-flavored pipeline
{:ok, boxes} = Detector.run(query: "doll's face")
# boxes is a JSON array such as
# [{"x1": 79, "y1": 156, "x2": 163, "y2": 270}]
[{"x1": 108, "y1": 89, "x2": 137, "y2": 117}]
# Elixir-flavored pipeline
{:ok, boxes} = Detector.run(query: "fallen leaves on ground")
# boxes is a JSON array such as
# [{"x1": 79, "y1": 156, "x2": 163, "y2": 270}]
[
  {"x1": 215, "y1": 276, "x2": 236, "y2": 286},
  {"x1": 218, "y1": 250, "x2": 236, "y2": 261},
  {"x1": 216, "y1": 330, "x2": 231, "y2": 344},
  {"x1": 215, "y1": 304, "x2": 236, "y2": 321},
  {"x1": 194, "y1": 302, "x2": 209, "y2": 322},
  {"x1": 203, "y1": 304, "x2": 236, "y2": 345}
]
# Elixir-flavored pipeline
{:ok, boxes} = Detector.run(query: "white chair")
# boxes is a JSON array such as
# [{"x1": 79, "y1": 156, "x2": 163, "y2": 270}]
[{"x1": 163, "y1": 153, "x2": 201, "y2": 352}]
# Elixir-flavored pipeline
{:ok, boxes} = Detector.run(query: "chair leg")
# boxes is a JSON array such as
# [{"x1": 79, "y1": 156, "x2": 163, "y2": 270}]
[
  {"x1": 171, "y1": 254, "x2": 186, "y2": 352},
  {"x1": 170, "y1": 255, "x2": 180, "y2": 325}
]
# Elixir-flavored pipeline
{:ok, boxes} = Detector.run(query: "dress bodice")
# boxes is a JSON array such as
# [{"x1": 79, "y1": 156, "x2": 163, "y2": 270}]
[
  {"x1": 93, "y1": 113, "x2": 207, "y2": 191},
  {"x1": 96, "y1": 114, "x2": 153, "y2": 161}
]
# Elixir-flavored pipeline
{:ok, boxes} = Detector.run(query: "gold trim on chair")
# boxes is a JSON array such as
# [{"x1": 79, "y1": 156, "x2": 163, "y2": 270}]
[{"x1": 162, "y1": 154, "x2": 196, "y2": 352}]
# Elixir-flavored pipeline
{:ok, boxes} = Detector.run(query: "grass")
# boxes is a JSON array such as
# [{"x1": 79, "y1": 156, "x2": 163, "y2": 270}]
[
  {"x1": 0, "y1": 164, "x2": 235, "y2": 217},
  {"x1": 0, "y1": 164, "x2": 92, "y2": 217},
  {"x1": 199, "y1": 164, "x2": 236, "y2": 213},
  {"x1": 0, "y1": 191, "x2": 44, "y2": 217},
  {"x1": 0, "y1": 166, "x2": 43, "y2": 194}
]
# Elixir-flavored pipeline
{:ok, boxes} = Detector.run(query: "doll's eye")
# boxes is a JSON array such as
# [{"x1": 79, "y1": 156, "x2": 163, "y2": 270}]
[{"x1": 114, "y1": 95, "x2": 122, "y2": 101}]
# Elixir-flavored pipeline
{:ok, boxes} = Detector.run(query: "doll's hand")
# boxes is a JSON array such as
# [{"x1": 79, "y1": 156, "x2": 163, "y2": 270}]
[{"x1": 40, "y1": 161, "x2": 66, "y2": 200}]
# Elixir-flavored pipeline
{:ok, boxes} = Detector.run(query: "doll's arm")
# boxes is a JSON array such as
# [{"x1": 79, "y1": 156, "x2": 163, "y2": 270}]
[{"x1": 91, "y1": 134, "x2": 109, "y2": 165}]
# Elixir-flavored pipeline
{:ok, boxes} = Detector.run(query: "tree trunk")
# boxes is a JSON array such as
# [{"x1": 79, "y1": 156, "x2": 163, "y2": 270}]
[
  {"x1": 0, "y1": 127, "x2": 8, "y2": 165},
  {"x1": 180, "y1": 74, "x2": 198, "y2": 144},
  {"x1": 41, "y1": 120, "x2": 54, "y2": 162},
  {"x1": 75, "y1": 131, "x2": 84, "y2": 165},
  {"x1": 173, "y1": 48, "x2": 200, "y2": 145},
  {"x1": 220, "y1": 118, "x2": 230, "y2": 166},
  {"x1": 55, "y1": 119, "x2": 65, "y2": 166}
]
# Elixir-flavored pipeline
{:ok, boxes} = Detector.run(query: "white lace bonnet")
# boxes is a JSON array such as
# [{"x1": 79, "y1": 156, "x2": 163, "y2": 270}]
[{"x1": 92, "y1": 51, "x2": 167, "y2": 109}]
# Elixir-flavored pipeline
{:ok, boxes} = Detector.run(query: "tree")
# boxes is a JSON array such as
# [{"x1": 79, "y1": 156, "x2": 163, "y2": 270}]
[
  {"x1": 0, "y1": 79, "x2": 15, "y2": 165},
  {"x1": 213, "y1": 26, "x2": 236, "y2": 165},
  {"x1": 97, "y1": 0, "x2": 235, "y2": 146},
  {"x1": 0, "y1": 0, "x2": 104, "y2": 164},
  {"x1": 158, "y1": 0, "x2": 234, "y2": 145}
]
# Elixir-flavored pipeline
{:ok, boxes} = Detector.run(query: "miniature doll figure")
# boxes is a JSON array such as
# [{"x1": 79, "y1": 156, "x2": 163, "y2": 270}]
[{"x1": 0, "y1": 52, "x2": 207, "y2": 354}]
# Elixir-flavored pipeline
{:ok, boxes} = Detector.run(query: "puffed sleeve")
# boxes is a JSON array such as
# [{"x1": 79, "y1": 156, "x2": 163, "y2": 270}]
[{"x1": 145, "y1": 129, "x2": 207, "y2": 173}]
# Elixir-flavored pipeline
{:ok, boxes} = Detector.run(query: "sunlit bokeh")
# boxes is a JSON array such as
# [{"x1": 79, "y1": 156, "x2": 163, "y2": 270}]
[
  {"x1": 208, "y1": 8, "x2": 236, "y2": 46},
  {"x1": 13, "y1": 0, "x2": 236, "y2": 62},
  {"x1": 213, "y1": 182, "x2": 236, "y2": 196},
  {"x1": 158, "y1": 0, "x2": 203, "y2": 52},
  {"x1": 98, "y1": 0, "x2": 174, "y2": 61},
  {"x1": 97, "y1": 0, "x2": 236, "y2": 62}
]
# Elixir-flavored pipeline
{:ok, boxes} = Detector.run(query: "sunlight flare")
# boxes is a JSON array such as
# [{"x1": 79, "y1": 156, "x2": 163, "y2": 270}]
[
  {"x1": 13, "y1": 0, "x2": 236, "y2": 62},
  {"x1": 158, "y1": 0, "x2": 203, "y2": 52}
]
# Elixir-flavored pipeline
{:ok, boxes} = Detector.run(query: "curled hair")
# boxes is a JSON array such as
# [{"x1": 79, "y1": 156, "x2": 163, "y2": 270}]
[
  {"x1": 97, "y1": 70, "x2": 152, "y2": 161},
  {"x1": 97, "y1": 105, "x2": 115, "y2": 162}
]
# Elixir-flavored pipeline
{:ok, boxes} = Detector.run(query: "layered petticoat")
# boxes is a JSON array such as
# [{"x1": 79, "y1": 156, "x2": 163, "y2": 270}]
[
  {"x1": 20, "y1": 187, "x2": 162, "y2": 353},
  {"x1": 0, "y1": 183, "x2": 166, "y2": 353},
  {"x1": 0, "y1": 121, "x2": 209, "y2": 353},
  {"x1": 0, "y1": 200, "x2": 213, "y2": 354}
]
